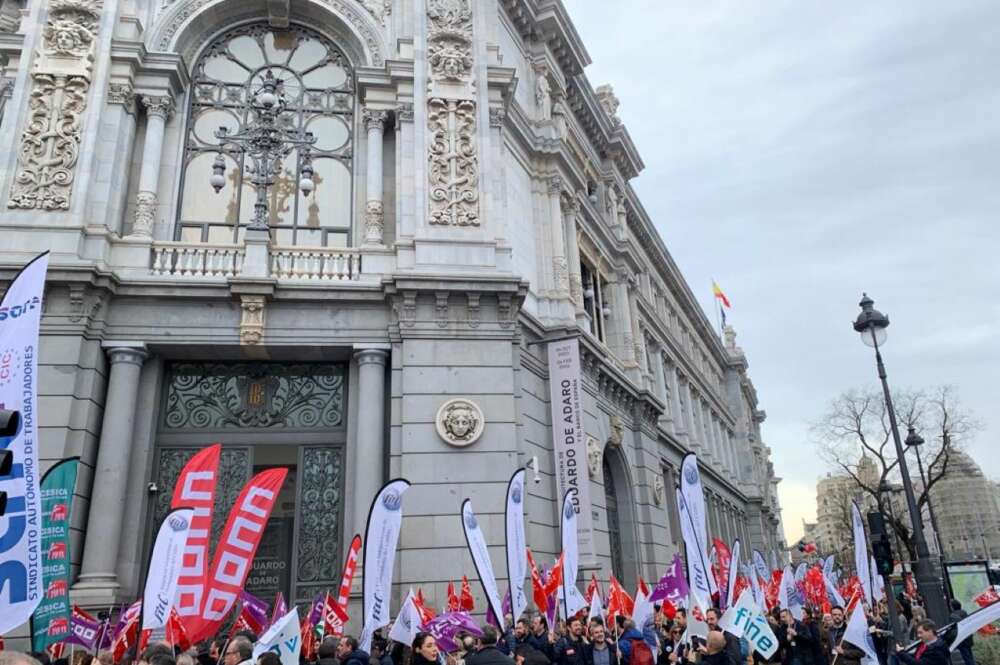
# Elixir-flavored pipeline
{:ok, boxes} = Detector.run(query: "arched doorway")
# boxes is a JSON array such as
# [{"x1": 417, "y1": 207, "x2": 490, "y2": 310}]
[{"x1": 602, "y1": 448, "x2": 639, "y2": 588}]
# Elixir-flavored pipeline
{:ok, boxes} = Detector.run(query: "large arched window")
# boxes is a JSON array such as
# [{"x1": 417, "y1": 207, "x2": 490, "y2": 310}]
[{"x1": 177, "y1": 23, "x2": 355, "y2": 246}]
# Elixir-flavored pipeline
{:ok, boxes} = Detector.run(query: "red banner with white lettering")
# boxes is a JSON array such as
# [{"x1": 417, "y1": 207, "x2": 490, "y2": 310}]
[
  {"x1": 185, "y1": 467, "x2": 288, "y2": 642},
  {"x1": 170, "y1": 443, "x2": 221, "y2": 636},
  {"x1": 337, "y1": 535, "x2": 362, "y2": 610}
]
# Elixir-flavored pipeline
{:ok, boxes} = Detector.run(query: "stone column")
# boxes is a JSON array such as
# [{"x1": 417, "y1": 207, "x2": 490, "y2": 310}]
[
  {"x1": 547, "y1": 176, "x2": 569, "y2": 300},
  {"x1": 562, "y1": 195, "x2": 585, "y2": 318},
  {"x1": 363, "y1": 109, "x2": 389, "y2": 245},
  {"x1": 76, "y1": 343, "x2": 148, "y2": 592},
  {"x1": 352, "y1": 347, "x2": 388, "y2": 534},
  {"x1": 129, "y1": 95, "x2": 175, "y2": 238}
]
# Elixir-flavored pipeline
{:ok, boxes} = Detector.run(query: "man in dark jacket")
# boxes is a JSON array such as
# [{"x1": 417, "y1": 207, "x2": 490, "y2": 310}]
[
  {"x1": 949, "y1": 600, "x2": 976, "y2": 665},
  {"x1": 589, "y1": 620, "x2": 618, "y2": 665},
  {"x1": 705, "y1": 609, "x2": 741, "y2": 665},
  {"x1": 336, "y1": 636, "x2": 370, "y2": 665},
  {"x1": 469, "y1": 626, "x2": 515, "y2": 665},
  {"x1": 777, "y1": 610, "x2": 815, "y2": 665},
  {"x1": 826, "y1": 607, "x2": 865, "y2": 665},
  {"x1": 895, "y1": 620, "x2": 949, "y2": 665},
  {"x1": 553, "y1": 617, "x2": 591, "y2": 665},
  {"x1": 317, "y1": 638, "x2": 339, "y2": 665},
  {"x1": 529, "y1": 615, "x2": 556, "y2": 660}
]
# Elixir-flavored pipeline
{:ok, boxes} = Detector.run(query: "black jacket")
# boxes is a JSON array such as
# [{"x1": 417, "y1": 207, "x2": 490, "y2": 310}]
[
  {"x1": 554, "y1": 636, "x2": 591, "y2": 665},
  {"x1": 777, "y1": 621, "x2": 815, "y2": 665},
  {"x1": 896, "y1": 639, "x2": 950, "y2": 665},
  {"x1": 826, "y1": 623, "x2": 865, "y2": 665},
  {"x1": 467, "y1": 647, "x2": 514, "y2": 665},
  {"x1": 528, "y1": 633, "x2": 555, "y2": 661},
  {"x1": 720, "y1": 631, "x2": 742, "y2": 665},
  {"x1": 341, "y1": 650, "x2": 371, "y2": 665}
]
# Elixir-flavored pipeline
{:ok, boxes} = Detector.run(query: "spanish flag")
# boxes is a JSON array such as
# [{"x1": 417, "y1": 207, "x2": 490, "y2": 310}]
[{"x1": 712, "y1": 281, "x2": 731, "y2": 309}]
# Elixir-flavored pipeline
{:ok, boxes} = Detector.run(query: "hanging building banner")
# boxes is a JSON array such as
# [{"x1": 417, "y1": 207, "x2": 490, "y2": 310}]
[
  {"x1": 171, "y1": 443, "x2": 221, "y2": 632},
  {"x1": 461, "y1": 499, "x2": 504, "y2": 624},
  {"x1": 187, "y1": 468, "x2": 288, "y2": 642},
  {"x1": 0, "y1": 252, "x2": 49, "y2": 636},
  {"x1": 559, "y1": 489, "x2": 588, "y2": 617},
  {"x1": 359, "y1": 478, "x2": 410, "y2": 653},
  {"x1": 142, "y1": 507, "x2": 195, "y2": 634},
  {"x1": 505, "y1": 469, "x2": 528, "y2": 623},
  {"x1": 30, "y1": 456, "x2": 79, "y2": 651},
  {"x1": 546, "y1": 338, "x2": 594, "y2": 561}
]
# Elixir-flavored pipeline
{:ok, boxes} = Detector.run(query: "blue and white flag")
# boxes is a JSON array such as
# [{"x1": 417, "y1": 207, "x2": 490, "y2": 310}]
[
  {"x1": 505, "y1": 469, "x2": 528, "y2": 622},
  {"x1": 844, "y1": 601, "x2": 878, "y2": 665},
  {"x1": 462, "y1": 499, "x2": 504, "y2": 624},
  {"x1": 0, "y1": 253, "x2": 49, "y2": 636},
  {"x1": 142, "y1": 507, "x2": 195, "y2": 633},
  {"x1": 719, "y1": 589, "x2": 778, "y2": 659},
  {"x1": 560, "y1": 489, "x2": 588, "y2": 617},
  {"x1": 678, "y1": 489, "x2": 713, "y2": 612},
  {"x1": 851, "y1": 501, "x2": 873, "y2": 606},
  {"x1": 680, "y1": 454, "x2": 717, "y2": 595},
  {"x1": 389, "y1": 589, "x2": 421, "y2": 646},
  {"x1": 360, "y1": 479, "x2": 410, "y2": 652},
  {"x1": 778, "y1": 566, "x2": 804, "y2": 620},
  {"x1": 253, "y1": 607, "x2": 301, "y2": 665}
]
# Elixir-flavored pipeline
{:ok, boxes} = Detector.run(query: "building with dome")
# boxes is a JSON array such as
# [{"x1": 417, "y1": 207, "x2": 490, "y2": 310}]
[{"x1": 0, "y1": 0, "x2": 784, "y2": 638}]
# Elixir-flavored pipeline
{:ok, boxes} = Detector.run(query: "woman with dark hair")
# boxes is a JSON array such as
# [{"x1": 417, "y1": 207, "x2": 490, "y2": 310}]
[{"x1": 411, "y1": 633, "x2": 444, "y2": 665}]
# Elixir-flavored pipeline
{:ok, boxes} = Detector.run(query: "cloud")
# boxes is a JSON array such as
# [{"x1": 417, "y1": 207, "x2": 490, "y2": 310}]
[{"x1": 777, "y1": 481, "x2": 819, "y2": 544}]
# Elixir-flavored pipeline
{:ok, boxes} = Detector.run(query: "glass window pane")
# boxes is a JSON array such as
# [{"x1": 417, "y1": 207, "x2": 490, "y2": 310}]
[
  {"x1": 327, "y1": 232, "x2": 348, "y2": 247},
  {"x1": 287, "y1": 38, "x2": 326, "y2": 72},
  {"x1": 228, "y1": 35, "x2": 266, "y2": 70},
  {"x1": 202, "y1": 54, "x2": 248, "y2": 83},
  {"x1": 180, "y1": 226, "x2": 203, "y2": 242},
  {"x1": 306, "y1": 115, "x2": 349, "y2": 152},
  {"x1": 207, "y1": 225, "x2": 236, "y2": 243},
  {"x1": 263, "y1": 30, "x2": 299, "y2": 65},
  {"x1": 302, "y1": 63, "x2": 348, "y2": 89},
  {"x1": 192, "y1": 109, "x2": 240, "y2": 146},
  {"x1": 181, "y1": 152, "x2": 241, "y2": 224},
  {"x1": 297, "y1": 158, "x2": 350, "y2": 229},
  {"x1": 296, "y1": 228, "x2": 322, "y2": 246}
]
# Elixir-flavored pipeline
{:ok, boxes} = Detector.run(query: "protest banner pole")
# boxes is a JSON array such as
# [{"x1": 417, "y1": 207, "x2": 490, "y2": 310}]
[{"x1": 830, "y1": 591, "x2": 860, "y2": 665}]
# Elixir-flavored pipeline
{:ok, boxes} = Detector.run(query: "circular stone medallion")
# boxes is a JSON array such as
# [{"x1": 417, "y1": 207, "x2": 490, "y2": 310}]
[{"x1": 436, "y1": 398, "x2": 485, "y2": 447}]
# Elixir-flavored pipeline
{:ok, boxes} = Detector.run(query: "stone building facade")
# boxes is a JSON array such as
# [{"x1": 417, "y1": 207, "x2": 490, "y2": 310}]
[{"x1": 0, "y1": 0, "x2": 784, "y2": 636}]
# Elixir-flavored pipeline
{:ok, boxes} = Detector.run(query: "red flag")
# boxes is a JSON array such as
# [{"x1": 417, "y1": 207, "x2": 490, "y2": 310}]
[
  {"x1": 336, "y1": 535, "x2": 362, "y2": 611},
  {"x1": 712, "y1": 539, "x2": 732, "y2": 601},
  {"x1": 301, "y1": 616, "x2": 318, "y2": 661},
  {"x1": 230, "y1": 602, "x2": 264, "y2": 638},
  {"x1": 47, "y1": 643, "x2": 66, "y2": 660},
  {"x1": 606, "y1": 575, "x2": 634, "y2": 620},
  {"x1": 113, "y1": 601, "x2": 142, "y2": 663},
  {"x1": 186, "y1": 468, "x2": 288, "y2": 642},
  {"x1": 171, "y1": 444, "x2": 221, "y2": 636},
  {"x1": 803, "y1": 566, "x2": 830, "y2": 613},
  {"x1": 460, "y1": 576, "x2": 475, "y2": 612},
  {"x1": 661, "y1": 599, "x2": 677, "y2": 620},
  {"x1": 526, "y1": 549, "x2": 549, "y2": 615},
  {"x1": 323, "y1": 593, "x2": 349, "y2": 637},
  {"x1": 270, "y1": 593, "x2": 287, "y2": 628},
  {"x1": 765, "y1": 570, "x2": 783, "y2": 611},
  {"x1": 166, "y1": 607, "x2": 191, "y2": 651},
  {"x1": 586, "y1": 574, "x2": 601, "y2": 603},
  {"x1": 447, "y1": 581, "x2": 460, "y2": 612},
  {"x1": 542, "y1": 554, "x2": 565, "y2": 598},
  {"x1": 414, "y1": 588, "x2": 437, "y2": 625}
]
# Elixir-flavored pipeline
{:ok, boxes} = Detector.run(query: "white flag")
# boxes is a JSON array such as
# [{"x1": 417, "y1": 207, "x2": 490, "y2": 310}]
[
  {"x1": 852, "y1": 501, "x2": 873, "y2": 606},
  {"x1": 824, "y1": 570, "x2": 846, "y2": 607},
  {"x1": 726, "y1": 540, "x2": 741, "y2": 610},
  {"x1": 678, "y1": 489, "x2": 713, "y2": 612},
  {"x1": 360, "y1": 479, "x2": 410, "y2": 652},
  {"x1": 680, "y1": 454, "x2": 717, "y2": 594},
  {"x1": 560, "y1": 489, "x2": 588, "y2": 617},
  {"x1": 950, "y1": 601, "x2": 1000, "y2": 651},
  {"x1": 632, "y1": 583, "x2": 655, "y2": 639},
  {"x1": 462, "y1": 499, "x2": 505, "y2": 623},
  {"x1": 778, "y1": 566, "x2": 803, "y2": 620},
  {"x1": 389, "y1": 589, "x2": 421, "y2": 646},
  {"x1": 746, "y1": 562, "x2": 763, "y2": 608},
  {"x1": 683, "y1": 589, "x2": 709, "y2": 645},
  {"x1": 505, "y1": 469, "x2": 528, "y2": 622},
  {"x1": 253, "y1": 607, "x2": 301, "y2": 665},
  {"x1": 0, "y1": 253, "x2": 48, "y2": 636},
  {"x1": 719, "y1": 590, "x2": 778, "y2": 659},
  {"x1": 142, "y1": 507, "x2": 194, "y2": 632},
  {"x1": 871, "y1": 556, "x2": 885, "y2": 602},
  {"x1": 843, "y1": 600, "x2": 878, "y2": 665},
  {"x1": 588, "y1": 589, "x2": 604, "y2": 625}
]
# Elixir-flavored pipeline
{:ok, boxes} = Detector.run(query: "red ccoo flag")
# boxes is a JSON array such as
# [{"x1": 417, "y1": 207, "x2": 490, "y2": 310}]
[{"x1": 460, "y1": 576, "x2": 475, "y2": 612}]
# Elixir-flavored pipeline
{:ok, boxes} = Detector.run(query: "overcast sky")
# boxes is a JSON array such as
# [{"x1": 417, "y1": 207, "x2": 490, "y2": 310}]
[{"x1": 565, "y1": 1, "x2": 1000, "y2": 544}]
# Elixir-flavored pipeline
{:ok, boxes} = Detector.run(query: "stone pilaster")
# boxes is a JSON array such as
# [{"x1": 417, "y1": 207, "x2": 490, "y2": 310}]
[{"x1": 75, "y1": 343, "x2": 148, "y2": 599}]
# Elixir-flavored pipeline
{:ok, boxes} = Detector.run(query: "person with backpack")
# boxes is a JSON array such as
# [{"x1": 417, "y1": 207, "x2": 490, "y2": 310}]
[{"x1": 618, "y1": 620, "x2": 655, "y2": 665}]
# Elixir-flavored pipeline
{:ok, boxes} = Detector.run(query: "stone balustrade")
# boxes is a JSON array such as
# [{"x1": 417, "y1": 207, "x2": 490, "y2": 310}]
[
  {"x1": 270, "y1": 246, "x2": 361, "y2": 281},
  {"x1": 151, "y1": 242, "x2": 245, "y2": 277}
]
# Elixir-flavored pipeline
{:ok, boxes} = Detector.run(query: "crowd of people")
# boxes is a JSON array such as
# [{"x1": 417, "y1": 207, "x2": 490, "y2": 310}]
[{"x1": 0, "y1": 591, "x2": 970, "y2": 665}]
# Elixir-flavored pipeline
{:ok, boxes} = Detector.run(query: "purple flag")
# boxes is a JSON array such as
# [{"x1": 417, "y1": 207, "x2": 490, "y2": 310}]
[
  {"x1": 269, "y1": 592, "x2": 287, "y2": 628},
  {"x1": 239, "y1": 590, "x2": 270, "y2": 630},
  {"x1": 66, "y1": 607, "x2": 102, "y2": 649},
  {"x1": 424, "y1": 612, "x2": 483, "y2": 652},
  {"x1": 96, "y1": 618, "x2": 114, "y2": 650},
  {"x1": 308, "y1": 593, "x2": 326, "y2": 627},
  {"x1": 649, "y1": 553, "x2": 690, "y2": 604},
  {"x1": 485, "y1": 589, "x2": 512, "y2": 629}
]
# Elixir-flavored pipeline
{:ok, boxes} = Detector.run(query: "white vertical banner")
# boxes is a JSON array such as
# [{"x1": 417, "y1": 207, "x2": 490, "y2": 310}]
[
  {"x1": 461, "y1": 499, "x2": 504, "y2": 623},
  {"x1": 559, "y1": 489, "x2": 587, "y2": 617},
  {"x1": 679, "y1": 453, "x2": 717, "y2": 594},
  {"x1": 0, "y1": 252, "x2": 49, "y2": 636},
  {"x1": 142, "y1": 507, "x2": 195, "y2": 632},
  {"x1": 505, "y1": 469, "x2": 528, "y2": 622},
  {"x1": 726, "y1": 539, "x2": 741, "y2": 610},
  {"x1": 851, "y1": 501, "x2": 873, "y2": 607},
  {"x1": 360, "y1": 478, "x2": 410, "y2": 653},
  {"x1": 546, "y1": 338, "x2": 594, "y2": 561},
  {"x1": 678, "y1": 489, "x2": 713, "y2": 612}
]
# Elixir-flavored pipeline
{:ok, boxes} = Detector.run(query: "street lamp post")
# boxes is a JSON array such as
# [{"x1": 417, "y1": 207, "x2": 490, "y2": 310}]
[
  {"x1": 853, "y1": 294, "x2": 948, "y2": 623},
  {"x1": 903, "y1": 427, "x2": 951, "y2": 601},
  {"x1": 210, "y1": 70, "x2": 317, "y2": 230}
]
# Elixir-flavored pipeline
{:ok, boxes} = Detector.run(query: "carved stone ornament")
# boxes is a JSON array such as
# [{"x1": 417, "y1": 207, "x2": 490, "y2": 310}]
[
  {"x1": 428, "y1": 97, "x2": 479, "y2": 226},
  {"x1": 489, "y1": 106, "x2": 506, "y2": 128},
  {"x1": 142, "y1": 94, "x2": 175, "y2": 120},
  {"x1": 8, "y1": 0, "x2": 104, "y2": 211},
  {"x1": 362, "y1": 108, "x2": 388, "y2": 132},
  {"x1": 361, "y1": 0, "x2": 391, "y2": 22},
  {"x1": 586, "y1": 435, "x2": 602, "y2": 479},
  {"x1": 396, "y1": 103, "x2": 414, "y2": 123},
  {"x1": 595, "y1": 84, "x2": 621, "y2": 124},
  {"x1": 132, "y1": 191, "x2": 156, "y2": 237},
  {"x1": 653, "y1": 473, "x2": 665, "y2": 506},
  {"x1": 534, "y1": 62, "x2": 552, "y2": 121},
  {"x1": 240, "y1": 295, "x2": 266, "y2": 345},
  {"x1": 427, "y1": 0, "x2": 474, "y2": 84},
  {"x1": 363, "y1": 200, "x2": 384, "y2": 244},
  {"x1": 436, "y1": 398, "x2": 485, "y2": 448},
  {"x1": 607, "y1": 414, "x2": 624, "y2": 447},
  {"x1": 107, "y1": 82, "x2": 135, "y2": 110}
]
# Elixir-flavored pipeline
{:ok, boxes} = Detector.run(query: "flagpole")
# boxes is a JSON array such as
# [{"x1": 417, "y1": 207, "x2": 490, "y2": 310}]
[{"x1": 829, "y1": 591, "x2": 861, "y2": 665}]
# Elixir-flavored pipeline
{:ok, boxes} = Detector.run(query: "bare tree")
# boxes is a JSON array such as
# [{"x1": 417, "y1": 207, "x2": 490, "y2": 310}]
[{"x1": 813, "y1": 385, "x2": 980, "y2": 561}]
